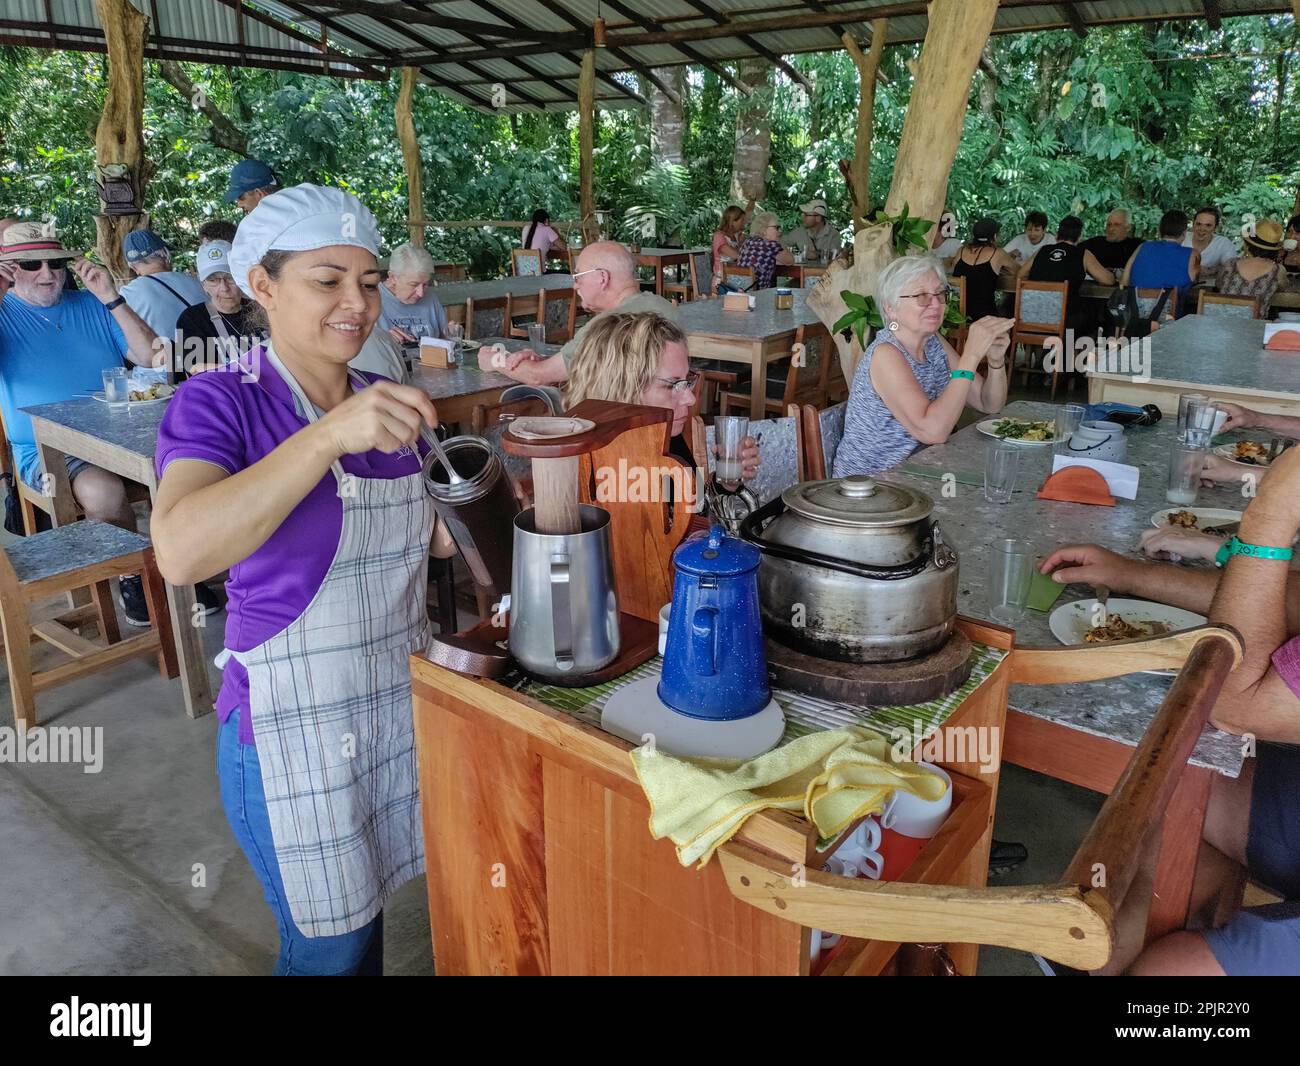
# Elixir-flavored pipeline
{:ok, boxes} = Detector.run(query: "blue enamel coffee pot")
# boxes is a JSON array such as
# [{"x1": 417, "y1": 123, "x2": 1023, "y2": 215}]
[{"x1": 658, "y1": 525, "x2": 770, "y2": 720}]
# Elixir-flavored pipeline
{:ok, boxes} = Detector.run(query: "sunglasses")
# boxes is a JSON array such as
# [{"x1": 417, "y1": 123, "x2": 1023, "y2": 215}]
[{"x1": 12, "y1": 259, "x2": 68, "y2": 272}]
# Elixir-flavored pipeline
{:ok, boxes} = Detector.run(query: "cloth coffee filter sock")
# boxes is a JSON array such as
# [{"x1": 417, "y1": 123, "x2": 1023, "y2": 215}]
[{"x1": 630, "y1": 726, "x2": 948, "y2": 867}]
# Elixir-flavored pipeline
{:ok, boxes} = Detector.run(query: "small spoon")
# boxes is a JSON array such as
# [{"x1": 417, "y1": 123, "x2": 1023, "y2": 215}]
[{"x1": 420, "y1": 426, "x2": 463, "y2": 486}]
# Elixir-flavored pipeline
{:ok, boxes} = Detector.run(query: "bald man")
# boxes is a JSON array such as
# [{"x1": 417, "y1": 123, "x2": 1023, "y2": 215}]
[
  {"x1": 1082, "y1": 208, "x2": 1144, "y2": 274},
  {"x1": 482, "y1": 240, "x2": 679, "y2": 385}
]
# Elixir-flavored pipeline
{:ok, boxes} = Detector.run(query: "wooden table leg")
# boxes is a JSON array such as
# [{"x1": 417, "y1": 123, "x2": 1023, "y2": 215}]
[
  {"x1": 1145, "y1": 765, "x2": 1213, "y2": 941},
  {"x1": 749, "y1": 344, "x2": 765, "y2": 422}
]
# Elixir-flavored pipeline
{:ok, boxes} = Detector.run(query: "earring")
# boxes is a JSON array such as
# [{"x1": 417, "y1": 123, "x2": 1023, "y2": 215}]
[{"x1": 888, "y1": 320, "x2": 900, "y2": 331}]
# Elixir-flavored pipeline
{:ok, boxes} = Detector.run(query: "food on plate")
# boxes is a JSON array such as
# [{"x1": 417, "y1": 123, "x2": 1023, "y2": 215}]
[
  {"x1": 991, "y1": 418, "x2": 1054, "y2": 441},
  {"x1": 127, "y1": 382, "x2": 174, "y2": 402},
  {"x1": 1166, "y1": 510, "x2": 1199, "y2": 528},
  {"x1": 1233, "y1": 440, "x2": 1270, "y2": 465},
  {"x1": 1084, "y1": 614, "x2": 1170, "y2": 643}
]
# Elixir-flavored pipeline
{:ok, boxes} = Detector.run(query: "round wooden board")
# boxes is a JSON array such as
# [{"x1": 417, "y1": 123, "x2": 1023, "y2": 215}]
[{"x1": 765, "y1": 631, "x2": 973, "y2": 706}]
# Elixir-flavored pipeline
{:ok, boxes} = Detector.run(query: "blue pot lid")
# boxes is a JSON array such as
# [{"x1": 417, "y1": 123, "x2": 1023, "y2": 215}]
[{"x1": 673, "y1": 524, "x2": 761, "y2": 576}]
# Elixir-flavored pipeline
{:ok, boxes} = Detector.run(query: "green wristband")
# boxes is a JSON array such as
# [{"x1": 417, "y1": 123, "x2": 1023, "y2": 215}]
[
  {"x1": 1214, "y1": 535, "x2": 1294, "y2": 568},
  {"x1": 950, "y1": 369, "x2": 975, "y2": 381}
]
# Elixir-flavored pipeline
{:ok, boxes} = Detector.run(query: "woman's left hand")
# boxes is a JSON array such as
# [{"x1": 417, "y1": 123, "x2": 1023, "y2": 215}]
[{"x1": 740, "y1": 435, "x2": 761, "y2": 479}]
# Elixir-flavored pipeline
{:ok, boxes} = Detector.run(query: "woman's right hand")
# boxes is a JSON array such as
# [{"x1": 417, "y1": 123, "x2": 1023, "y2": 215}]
[{"x1": 314, "y1": 380, "x2": 439, "y2": 457}]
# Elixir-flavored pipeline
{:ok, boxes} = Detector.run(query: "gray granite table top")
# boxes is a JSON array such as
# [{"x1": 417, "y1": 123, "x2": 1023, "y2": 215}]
[
  {"x1": 635, "y1": 247, "x2": 706, "y2": 258},
  {"x1": 677, "y1": 288, "x2": 826, "y2": 341},
  {"x1": 894, "y1": 400, "x2": 1246, "y2": 775},
  {"x1": 410, "y1": 337, "x2": 546, "y2": 401},
  {"x1": 430, "y1": 273, "x2": 573, "y2": 309},
  {"x1": 22, "y1": 395, "x2": 166, "y2": 460},
  {"x1": 1091, "y1": 314, "x2": 1300, "y2": 398}
]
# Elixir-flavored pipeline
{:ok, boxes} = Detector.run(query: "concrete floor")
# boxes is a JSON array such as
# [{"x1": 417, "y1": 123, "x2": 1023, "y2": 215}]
[{"x1": 0, "y1": 380, "x2": 1103, "y2": 976}]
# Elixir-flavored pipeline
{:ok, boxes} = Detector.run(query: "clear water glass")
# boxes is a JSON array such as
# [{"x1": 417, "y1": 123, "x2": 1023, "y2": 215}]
[
  {"x1": 984, "y1": 442, "x2": 1018, "y2": 503},
  {"x1": 1177, "y1": 392, "x2": 1208, "y2": 442},
  {"x1": 989, "y1": 539, "x2": 1035, "y2": 625},
  {"x1": 1167, "y1": 441, "x2": 1205, "y2": 505},
  {"x1": 527, "y1": 322, "x2": 546, "y2": 349},
  {"x1": 714, "y1": 415, "x2": 749, "y2": 485},
  {"x1": 1184, "y1": 399, "x2": 1221, "y2": 448},
  {"x1": 102, "y1": 367, "x2": 129, "y2": 409},
  {"x1": 1053, "y1": 403, "x2": 1085, "y2": 453}
]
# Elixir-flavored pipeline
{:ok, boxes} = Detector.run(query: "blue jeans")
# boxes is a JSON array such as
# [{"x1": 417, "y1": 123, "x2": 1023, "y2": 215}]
[{"x1": 218, "y1": 708, "x2": 384, "y2": 975}]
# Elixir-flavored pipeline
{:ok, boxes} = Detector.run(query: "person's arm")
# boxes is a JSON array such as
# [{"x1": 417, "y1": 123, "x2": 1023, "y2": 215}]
[
  {"x1": 1120, "y1": 248, "x2": 1140, "y2": 287},
  {"x1": 69, "y1": 258, "x2": 161, "y2": 367},
  {"x1": 0, "y1": 261, "x2": 13, "y2": 304},
  {"x1": 1187, "y1": 248, "x2": 1201, "y2": 285},
  {"x1": 1204, "y1": 446, "x2": 1300, "y2": 740},
  {"x1": 941, "y1": 322, "x2": 1010, "y2": 415},
  {"x1": 1217, "y1": 401, "x2": 1300, "y2": 438},
  {"x1": 551, "y1": 232, "x2": 569, "y2": 255},
  {"x1": 1082, "y1": 249, "x2": 1116, "y2": 286},
  {"x1": 994, "y1": 249, "x2": 1021, "y2": 277},
  {"x1": 774, "y1": 245, "x2": 795, "y2": 266}
]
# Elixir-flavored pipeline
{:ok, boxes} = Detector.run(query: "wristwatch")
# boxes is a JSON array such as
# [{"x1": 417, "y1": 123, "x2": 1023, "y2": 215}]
[
  {"x1": 104, "y1": 296, "x2": 125, "y2": 311},
  {"x1": 1214, "y1": 535, "x2": 1294, "y2": 568}
]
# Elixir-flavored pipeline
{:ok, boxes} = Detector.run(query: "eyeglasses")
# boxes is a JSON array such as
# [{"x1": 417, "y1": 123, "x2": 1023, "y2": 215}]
[
  {"x1": 12, "y1": 259, "x2": 66, "y2": 273},
  {"x1": 898, "y1": 288, "x2": 952, "y2": 308},
  {"x1": 654, "y1": 371, "x2": 700, "y2": 394},
  {"x1": 570, "y1": 267, "x2": 608, "y2": 282}
]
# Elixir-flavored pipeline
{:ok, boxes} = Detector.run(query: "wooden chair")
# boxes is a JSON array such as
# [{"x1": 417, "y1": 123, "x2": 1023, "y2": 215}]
[
  {"x1": 538, "y1": 286, "x2": 577, "y2": 343},
  {"x1": 1196, "y1": 291, "x2": 1260, "y2": 319},
  {"x1": 1011, "y1": 279, "x2": 1070, "y2": 399},
  {"x1": 719, "y1": 625, "x2": 1244, "y2": 974},
  {"x1": 511, "y1": 248, "x2": 543, "y2": 277},
  {"x1": 799, "y1": 265, "x2": 828, "y2": 287},
  {"x1": 0, "y1": 521, "x2": 177, "y2": 728},
  {"x1": 720, "y1": 264, "x2": 755, "y2": 292},
  {"x1": 465, "y1": 294, "x2": 513, "y2": 340},
  {"x1": 798, "y1": 401, "x2": 847, "y2": 480},
  {"x1": 946, "y1": 274, "x2": 969, "y2": 353},
  {"x1": 719, "y1": 325, "x2": 833, "y2": 417}
]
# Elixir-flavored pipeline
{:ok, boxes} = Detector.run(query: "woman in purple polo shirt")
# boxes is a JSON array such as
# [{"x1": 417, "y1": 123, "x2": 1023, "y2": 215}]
[{"x1": 151, "y1": 185, "x2": 440, "y2": 975}]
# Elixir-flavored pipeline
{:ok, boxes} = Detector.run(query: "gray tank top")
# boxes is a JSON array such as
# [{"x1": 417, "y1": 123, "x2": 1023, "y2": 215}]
[{"x1": 832, "y1": 328, "x2": 953, "y2": 476}]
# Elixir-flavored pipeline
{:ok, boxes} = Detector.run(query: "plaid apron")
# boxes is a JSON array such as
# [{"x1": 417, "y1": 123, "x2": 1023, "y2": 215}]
[{"x1": 227, "y1": 347, "x2": 435, "y2": 937}]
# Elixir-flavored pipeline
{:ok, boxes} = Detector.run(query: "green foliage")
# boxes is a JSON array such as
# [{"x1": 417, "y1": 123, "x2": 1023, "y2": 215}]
[{"x1": 3, "y1": 17, "x2": 1300, "y2": 279}]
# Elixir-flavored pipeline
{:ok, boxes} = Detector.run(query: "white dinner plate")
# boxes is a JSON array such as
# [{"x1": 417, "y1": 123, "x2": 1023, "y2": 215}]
[
  {"x1": 1049, "y1": 597, "x2": 1207, "y2": 676},
  {"x1": 975, "y1": 418, "x2": 1055, "y2": 446},
  {"x1": 1149, "y1": 507, "x2": 1243, "y2": 529},
  {"x1": 1213, "y1": 441, "x2": 1274, "y2": 468},
  {"x1": 91, "y1": 390, "x2": 172, "y2": 407}
]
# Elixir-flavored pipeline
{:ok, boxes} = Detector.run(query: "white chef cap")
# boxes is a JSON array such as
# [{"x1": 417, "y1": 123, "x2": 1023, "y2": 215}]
[{"x1": 228, "y1": 183, "x2": 382, "y2": 298}]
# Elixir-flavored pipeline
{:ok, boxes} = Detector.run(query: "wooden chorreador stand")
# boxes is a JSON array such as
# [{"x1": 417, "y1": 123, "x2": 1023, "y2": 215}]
[{"x1": 411, "y1": 618, "x2": 1242, "y2": 975}]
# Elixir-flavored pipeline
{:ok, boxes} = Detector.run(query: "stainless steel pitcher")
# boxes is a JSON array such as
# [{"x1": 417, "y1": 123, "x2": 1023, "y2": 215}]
[{"x1": 507, "y1": 504, "x2": 621, "y2": 681}]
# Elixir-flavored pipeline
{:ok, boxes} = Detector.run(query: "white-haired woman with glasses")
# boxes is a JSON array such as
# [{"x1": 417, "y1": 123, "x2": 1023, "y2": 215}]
[{"x1": 833, "y1": 255, "x2": 1014, "y2": 477}]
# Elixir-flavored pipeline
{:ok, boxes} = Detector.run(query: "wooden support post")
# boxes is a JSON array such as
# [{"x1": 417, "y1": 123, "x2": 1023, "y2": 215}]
[
  {"x1": 883, "y1": 0, "x2": 998, "y2": 228},
  {"x1": 1293, "y1": 0, "x2": 1300, "y2": 25},
  {"x1": 579, "y1": 47, "x2": 597, "y2": 243},
  {"x1": 842, "y1": 19, "x2": 887, "y2": 230},
  {"x1": 396, "y1": 67, "x2": 427, "y2": 248},
  {"x1": 93, "y1": 0, "x2": 149, "y2": 281}
]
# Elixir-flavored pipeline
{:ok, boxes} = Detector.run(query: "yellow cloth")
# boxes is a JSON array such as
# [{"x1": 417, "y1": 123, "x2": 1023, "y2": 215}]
[{"x1": 629, "y1": 726, "x2": 949, "y2": 867}]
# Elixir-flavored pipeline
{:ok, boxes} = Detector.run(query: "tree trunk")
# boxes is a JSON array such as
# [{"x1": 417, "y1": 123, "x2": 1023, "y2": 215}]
[
  {"x1": 649, "y1": 65, "x2": 686, "y2": 166},
  {"x1": 579, "y1": 48, "x2": 597, "y2": 241},
  {"x1": 843, "y1": 20, "x2": 888, "y2": 229},
  {"x1": 811, "y1": 0, "x2": 998, "y2": 384},
  {"x1": 730, "y1": 59, "x2": 772, "y2": 203},
  {"x1": 93, "y1": 0, "x2": 150, "y2": 282},
  {"x1": 396, "y1": 67, "x2": 426, "y2": 247}
]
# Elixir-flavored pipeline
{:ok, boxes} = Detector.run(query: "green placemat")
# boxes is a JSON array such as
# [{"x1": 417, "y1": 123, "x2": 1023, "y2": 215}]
[{"x1": 1027, "y1": 568, "x2": 1067, "y2": 612}]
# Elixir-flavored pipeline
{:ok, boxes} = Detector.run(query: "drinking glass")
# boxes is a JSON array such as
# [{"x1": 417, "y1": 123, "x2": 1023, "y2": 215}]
[
  {"x1": 714, "y1": 415, "x2": 749, "y2": 486},
  {"x1": 1167, "y1": 441, "x2": 1205, "y2": 505},
  {"x1": 1184, "y1": 399, "x2": 1222, "y2": 448},
  {"x1": 1053, "y1": 403, "x2": 1085, "y2": 453},
  {"x1": 527, "y1": 322, "x2": 546, "y2": 350},
  {"x1": 1177, "y1": 392, "x2": 1208, "y2": 442},
  {"x1": 989, "y1": 539, "x2": 1034, "y2": 625},
  {"x1": 983, "y1": 442, "x2": 1018, "y2": 503},
  {"x1": 102, "y1": 367, "x2": 129, "y2": 409}
]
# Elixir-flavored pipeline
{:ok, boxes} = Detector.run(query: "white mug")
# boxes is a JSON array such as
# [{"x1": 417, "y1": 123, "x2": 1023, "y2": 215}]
[
  {"x1": 657, "y1": 602, "x2": 672, "y2": 656},
  {"x1": 830, "y1": 815, "x2": 885, "y2": 880},
  {"x1": 881, "y1": 763, "x2": 953, "y2": 839}
]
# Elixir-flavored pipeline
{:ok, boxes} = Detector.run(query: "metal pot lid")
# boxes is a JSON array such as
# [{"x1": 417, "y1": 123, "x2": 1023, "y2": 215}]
[
  {"x1": 673, "y1": 524, "x2": 761, "y2": 576},
  {"x1": 781, "y1": 476, "x2": 933, "y2": 528}
]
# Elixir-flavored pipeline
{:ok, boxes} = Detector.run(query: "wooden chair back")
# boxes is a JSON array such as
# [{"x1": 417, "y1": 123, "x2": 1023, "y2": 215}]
[
  {"x1": 465, "y1": 294, "x2": 512, "y2": 341},
  {"x1": 721, "y1": 264, "x2": 755, "y2": 292},
  {"x1": 538, "y1": 286, "x2": 577, "y2": 343},
  {"x1": 689, "y1": 251, "x2": 714, "y2": 299},
  {"x1": 798, "y1": 401, "x2": 847, "y2": 480},
  {"x1": 718, "y1": 625, "x2": 1244, "y2": 973},
  {"x1": 1196, "y1": 291, "x2": 1260, "y2": 319},
  {"x1": 511, "y1": 248, "x2": 543, "y2": 277}
]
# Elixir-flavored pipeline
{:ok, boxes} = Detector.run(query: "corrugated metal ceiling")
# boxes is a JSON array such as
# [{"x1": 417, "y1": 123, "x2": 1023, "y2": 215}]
[{"x1": 0, "y1": 1, "x2": 1294, "y2": 112}]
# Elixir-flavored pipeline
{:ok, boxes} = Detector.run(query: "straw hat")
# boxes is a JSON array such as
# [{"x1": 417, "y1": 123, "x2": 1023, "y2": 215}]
[
  {"x1": 0, "y1": 221, "x2": 77, "y2": 262},
  {"x1": 1243, "y1": 218, "x2": 1284, "y2": 255}
]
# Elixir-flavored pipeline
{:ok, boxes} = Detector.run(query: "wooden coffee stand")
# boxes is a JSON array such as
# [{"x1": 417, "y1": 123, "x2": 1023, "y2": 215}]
[{"x1": 411, "y1": 620, "x2": 1241, "y2": 976}]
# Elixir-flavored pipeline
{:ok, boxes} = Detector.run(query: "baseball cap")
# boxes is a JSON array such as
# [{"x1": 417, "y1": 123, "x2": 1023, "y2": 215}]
[
  {"x1": 122, "y1": 229, "x2": 168, "y2": 263},
  {"x1": 224, "y1": 159, "x2": 278, "y2": 203}
]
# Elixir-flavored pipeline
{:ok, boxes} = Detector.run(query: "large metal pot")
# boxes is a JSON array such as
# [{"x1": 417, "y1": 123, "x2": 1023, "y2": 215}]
[{"x1": 739, "y1": 475, "x2": 959, "y2": 664}]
